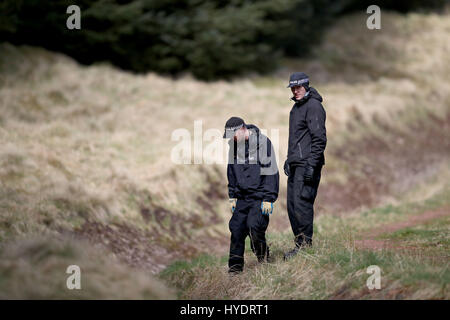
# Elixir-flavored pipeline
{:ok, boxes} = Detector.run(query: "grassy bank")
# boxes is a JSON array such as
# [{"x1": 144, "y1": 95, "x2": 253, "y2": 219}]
[
  {"x1": 161, "y1": 188, "x2": 450, "y2": 299},
  {"x1": 0, "y1": 9, "x2": 449, "y2": 298}
]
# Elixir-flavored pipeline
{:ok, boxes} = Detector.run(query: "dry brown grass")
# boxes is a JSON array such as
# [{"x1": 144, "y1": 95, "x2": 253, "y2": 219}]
[
  {"x1": 0, "y1": 236, "x2": 174, "y2": 299},
  {"x1": 162, "y1": 210, "x2": 450, "y2": 300},
  {"x1": 0, "y1": 9, "x2": 449, "y2": 298}
]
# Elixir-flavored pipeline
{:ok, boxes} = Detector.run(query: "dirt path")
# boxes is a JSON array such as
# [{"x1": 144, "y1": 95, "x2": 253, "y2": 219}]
[
  {"x1": 73, "y1": 221, "x2": 199, "y2": 274},
  {"x1": 355, "y1": 206, "x2": 450, "y2": 251},
  {"x1": 72, "y1": 206, "x2": 448, "y2": 274}
]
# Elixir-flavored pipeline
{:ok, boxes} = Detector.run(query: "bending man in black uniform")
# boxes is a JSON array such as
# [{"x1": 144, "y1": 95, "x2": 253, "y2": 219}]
[
  {"x1": 224, "y1": 117, "x2": 279, "y2": 274},
  {"x1": 283, "y1": 72, "x2": 327, "y2": 260}
]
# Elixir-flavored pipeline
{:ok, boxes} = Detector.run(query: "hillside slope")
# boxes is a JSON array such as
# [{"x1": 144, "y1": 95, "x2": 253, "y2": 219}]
[{"x1": 0, "y1": 9, "x2": 449, "y2": 298}]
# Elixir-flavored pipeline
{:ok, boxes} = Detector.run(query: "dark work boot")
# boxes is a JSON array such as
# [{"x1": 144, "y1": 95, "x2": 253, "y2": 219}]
[
  {"x1": 266, "y1": 246, "x2": 272, "y2": 263},
  {"x1": 283, "y1": 246, "x2": 299, "y2": 261},
  {"x1": 228, "y1": 268, "x2": 243, "y2": 276},
  {"x1": 257, "y1": 245, "x2": 270, "y2": 263},
  {"x1": 228, "y1": 264, "x2": 243, "y2": 275}
]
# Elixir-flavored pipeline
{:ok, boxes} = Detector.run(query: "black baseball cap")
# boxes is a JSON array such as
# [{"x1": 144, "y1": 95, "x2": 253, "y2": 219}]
[
  {"x1": 287, "y1": 72, "x2": 309, "y2": 88},
  {"x1": 223, "y1": 116, "x2": 245, "y2": 138}
]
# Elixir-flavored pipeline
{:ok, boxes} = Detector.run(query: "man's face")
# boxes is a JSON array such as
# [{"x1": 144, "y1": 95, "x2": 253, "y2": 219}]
[
  {"x1": 234, "y1": 127, "x2": 249, "y2": 142},
  {"x1": 291, "y1": 85, "x2": 306, "y2": 100}
]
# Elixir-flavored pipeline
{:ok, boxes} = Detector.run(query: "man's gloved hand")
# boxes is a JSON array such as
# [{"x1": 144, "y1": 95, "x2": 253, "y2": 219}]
[
  {"x1": 261, "y1": 201, "x2": 273, "y2": 215},
  {"x1": 229, "y1": 198, "x2": 237, "y2": 213},
  {"x1": 283, "y1": 160, "x2": 290, "y2": 176},
  {"x1": 303, "y1": 165, "x2": 314, "y2": 183}
]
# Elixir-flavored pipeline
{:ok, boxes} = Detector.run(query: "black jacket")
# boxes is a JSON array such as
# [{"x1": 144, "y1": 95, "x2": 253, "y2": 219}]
[
  {"x1": 287, "y1": 87, "x2": 327, "y2": 168},
  {"x1": 227, "y1": 124, "x2": 279, "y2": 203}
]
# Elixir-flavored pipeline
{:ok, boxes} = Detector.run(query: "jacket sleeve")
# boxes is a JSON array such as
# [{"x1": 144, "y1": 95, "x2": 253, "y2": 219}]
[
  {"x1": 261, "y1": 138, "x2": 279, "y2": 203},
  {"x1": 306, "y1": 101, "x2": 327, "y2": 168},
  {"x1": 227, "y1": 164, "x2": 237, "y2": 199}
]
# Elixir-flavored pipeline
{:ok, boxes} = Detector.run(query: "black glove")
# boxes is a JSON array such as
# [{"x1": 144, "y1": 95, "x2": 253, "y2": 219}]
[
  {"x1": 303, "y1": 165, "x2": 314, "y2": 183},
  {"x1": 283, "y1": 160, "x2": 290, "y2": 176}
]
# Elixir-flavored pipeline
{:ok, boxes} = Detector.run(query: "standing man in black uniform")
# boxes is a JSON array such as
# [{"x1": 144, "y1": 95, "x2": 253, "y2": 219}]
[
  {"x1": 283, "y1": 72, "x2": 327, "y2": 260},
  {"x1": 224, "y1": 117, "x2": 279, "y2": 273}
]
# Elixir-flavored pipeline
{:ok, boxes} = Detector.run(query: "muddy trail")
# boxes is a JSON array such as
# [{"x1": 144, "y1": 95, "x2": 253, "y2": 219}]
[
  {"x1": 72, "y1": 221, "x2": 194, "y2": 274},
  {"x1": 72, "y1": 219, "x2": 232, "y2": 274},
  {"x1": 354, "y1": 206, "x2": 450, "y2": 252}
]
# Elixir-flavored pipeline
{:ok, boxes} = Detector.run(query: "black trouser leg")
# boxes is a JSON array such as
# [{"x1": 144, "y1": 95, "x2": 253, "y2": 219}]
[
  {"x1": 247, "y1": 200, "x2": 270, "y2": 262},
  {"x1": 287, "y1": 166, "x2": 321, "y2": 247},
  {"x1": 228, "y1": 200, "x2": 248, "y2": 272},
  {"x1": 228, "y1": 199, "x2": 269, "y2": 271}
]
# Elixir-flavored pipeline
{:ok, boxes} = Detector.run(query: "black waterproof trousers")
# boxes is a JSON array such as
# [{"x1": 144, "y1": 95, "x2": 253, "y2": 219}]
[
  {"x1": 287, "y1": 165, "x2": 322, "y2": 247},
  {"x1": 228, "y1": 199, "x2": 269, "y2": 272}
]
